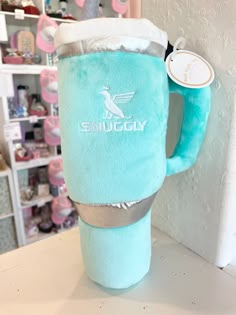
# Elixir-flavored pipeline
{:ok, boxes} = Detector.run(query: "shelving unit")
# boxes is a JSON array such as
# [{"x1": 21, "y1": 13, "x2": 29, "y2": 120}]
[
  {"x1": 0, "y1": 166, "x2": 21, "y2": 253},
  {"x1": 0, "y1": 1, "x2": 116, "y2": 251},
  {"x1": 0, "y1": 0, "x2": 84, "y2": 249},
  {"x1": 0, "y1": 64, "x2": 57, "y2": 74}
]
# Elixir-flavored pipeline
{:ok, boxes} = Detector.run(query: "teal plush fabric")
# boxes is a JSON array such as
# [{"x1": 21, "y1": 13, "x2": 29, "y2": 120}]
[
  {"x1": 58, "y1": 51, "x2": 211, "y2": 290},
  {"x1": 58, "y1": 52, "x2": 169, "y2": 204},
  {"x1": 79, "y1": 209, "x2": 151, "y2": 289},
  {"x1": 167, "y1": 81, "x2": 211, "y2": 176}
]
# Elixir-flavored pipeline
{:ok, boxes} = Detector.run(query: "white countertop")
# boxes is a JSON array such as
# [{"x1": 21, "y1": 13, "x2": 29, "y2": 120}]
[{"x1": 1, "y1": 227, "x2": 236, "y2": 315}]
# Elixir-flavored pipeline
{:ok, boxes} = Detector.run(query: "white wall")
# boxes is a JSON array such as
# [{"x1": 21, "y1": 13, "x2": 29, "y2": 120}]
[{"x1": 142, "y1": 0, "x2": 236, "y2": 267}]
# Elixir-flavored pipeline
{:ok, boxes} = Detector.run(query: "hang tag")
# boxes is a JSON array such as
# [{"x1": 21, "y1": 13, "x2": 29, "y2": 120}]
[
  {"x1": 15, "y1": 9, "x2": 25, "y2": 20},
  {"x1": 4, "y1": 122, "x2": 22, "y2": 142},
  {"x1": 166, "y1": 50, "x2": 214, "y2": 88}
]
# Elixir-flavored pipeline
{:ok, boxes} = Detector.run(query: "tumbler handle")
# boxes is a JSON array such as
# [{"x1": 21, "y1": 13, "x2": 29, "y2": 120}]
[{"x1": 166, "y1": 80, "x2": 211, "y2": 176}]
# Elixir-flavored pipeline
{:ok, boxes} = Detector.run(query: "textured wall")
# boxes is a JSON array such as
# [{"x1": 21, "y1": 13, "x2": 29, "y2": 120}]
[{"x1": 142, "y1": 0, "x2": 236, "y2": 266}]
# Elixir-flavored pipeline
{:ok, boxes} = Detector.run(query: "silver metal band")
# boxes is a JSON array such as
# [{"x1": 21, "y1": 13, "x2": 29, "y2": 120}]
[
  {"x1": 57, "y1": 37, "x2": 166, "y2": 59},
  {"x1": 75, "y1": 192, "x2": 157, "y2": 228}
]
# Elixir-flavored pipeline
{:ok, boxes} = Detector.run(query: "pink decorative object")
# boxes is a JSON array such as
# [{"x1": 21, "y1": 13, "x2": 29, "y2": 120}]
[
  {"x1": 44, "y1": 116, "x2": 61, "y2": 146},
  {"x1": 112, "y1": 0, "x2": 129, "y2": 14},
  {"x1": 51, "y1": 196, "x2": 73, "y2": 225},
  {"x1": 3, "y1": 48, "x2": 23, "y2": 64},
  {"x1": 3, "y1": 56, "x2": 24, "y2": 64},
  {"x1": 40, "y1": 69, "x2": 58, "y2": 104},
  {"x1": 10, "y1": 33, "x2": 18, "y2": 49},
  {"x1": 36, "y1": 14, "x2": 58, "y2": 53},
  {"x1": 32, "y1": 150, "x2": 41, "y2": 159},
  {"x1": 48, "y1": 157, "x2": 65, "y2": 186},
  {"x1": 74, "y1": 0, "x2": 85, "y2": 8}
]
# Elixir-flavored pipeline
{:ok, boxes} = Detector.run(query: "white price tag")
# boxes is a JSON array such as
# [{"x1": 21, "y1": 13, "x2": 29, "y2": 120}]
[
  {"x1": 166, "y1": 50, "x2": 214, "y2": 88},
  {"x1": 29, "y1": 115, "x2": 38, "y2": 123},
  {"x1": 14, "y1": 9, "x2": 25, "y2": 20},
  {"x1": 4, "y1": 123, "x2": 22, "y2": 142}
]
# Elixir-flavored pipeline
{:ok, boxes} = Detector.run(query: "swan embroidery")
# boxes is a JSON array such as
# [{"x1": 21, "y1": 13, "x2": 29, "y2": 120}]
[
  {"x1": 80, "y1": 86, "x2": 147, "y2": 133},
  {"x1": 99, "y1": 86, "x2": 135, "y2": 119}
]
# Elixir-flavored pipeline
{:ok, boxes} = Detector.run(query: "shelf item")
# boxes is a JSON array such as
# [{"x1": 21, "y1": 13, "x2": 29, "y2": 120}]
[
  {"x1": 51, "y1": 195, "x2": 73, "y2": 225},
  {"x1": 44, "y1": 116, "x2": 61, "y2": 146},
  {"x1": 15, "y1": 155, "x2": 61, "y2": 170},
  {"x1": 3, "y1": 48, "x2": 24, "y2": 64},
  {"x1": 40, "y1": 68, "x2": 58, "y2": 103},
  {"x1": 21, "y1": 193, "x2": 53, "y2": 208},
  {"x1": 48, "y1": 157, "x2": 64, "y2": 186},
  {"x1": 36, "y1": 14, "x2": 58, "y2": 53},
  {"x1": 10, "y1": 115, "x2": 47, "y2": 122},
  {"x1": 0, "y1": 64, "x2": 56, "y2": 74}
]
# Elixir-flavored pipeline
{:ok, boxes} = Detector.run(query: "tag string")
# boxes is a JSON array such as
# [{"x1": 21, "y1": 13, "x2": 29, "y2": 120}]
[{"x1": 170, "y1": 37, "x2": 187, "y2": 61}]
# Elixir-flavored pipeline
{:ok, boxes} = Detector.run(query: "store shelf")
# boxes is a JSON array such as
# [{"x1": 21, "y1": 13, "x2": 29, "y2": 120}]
[
  {"x1": 52, "y1": 17, "x2": 77, "y2": 23},
  {"x1": 14, "y1": 155, "x2": 61, "y2": 170},
  {"x1": 10, "y1": 116, "x2": 48, "y2": 123},
  {"x1": 0, "y1": 10, "x2": 40, "y2": 19},
  {"x1": 21, "y1": 194, "x2": 53, "y2": 209},
  {"x1": 0, "y1": 10, "x2": 77, "y2": 23},
  {"x1": 0, "y1": 213, "x2": 14, "y2": 220},
  {"x1": 0, "y1": 64, "x2": 57, "y2": 74}
]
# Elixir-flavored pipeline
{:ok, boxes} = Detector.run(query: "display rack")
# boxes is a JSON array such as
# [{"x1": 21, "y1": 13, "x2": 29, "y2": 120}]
[{"x1": 0, "y1": 0, "x2": 83, "y2": 248}]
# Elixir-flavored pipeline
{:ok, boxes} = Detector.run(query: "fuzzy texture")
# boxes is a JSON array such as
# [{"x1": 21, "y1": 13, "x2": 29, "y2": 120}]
[
  {"x1": 167, "y1": 82, "x2": 211, "y2": 176},
  {"x1": 58, "y1": 51, "x2": 211, "y2": 204},
  {"x1": 58, "y1": 51, "x2": 168, "y2": 204},
  {"x1": 79, "y1": 209, "x2": 151, "y2": 289},
  {"x1": 58, "y1": 50, "x2": 211, "y2": 290}
]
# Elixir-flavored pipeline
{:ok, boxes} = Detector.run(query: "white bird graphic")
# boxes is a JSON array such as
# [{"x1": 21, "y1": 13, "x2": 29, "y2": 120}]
[{"x1": 99, "y1": 86, "x2": 135, "y2": 119}]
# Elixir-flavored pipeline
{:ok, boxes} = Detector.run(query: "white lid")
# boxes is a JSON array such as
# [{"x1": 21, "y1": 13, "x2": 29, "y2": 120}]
[{"x1": 54, "y1": 18, "x2": 168, "y2": 50}]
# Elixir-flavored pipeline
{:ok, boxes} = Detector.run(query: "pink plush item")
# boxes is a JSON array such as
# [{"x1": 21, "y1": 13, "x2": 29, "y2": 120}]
[
  {"x1": 40, "y1": 69, "x2": 58, "y2": 104},
  {"x1": 74, "y1": 0, "x2": 85, "y2": 8},
  {"x1": 112, "y1": 0, "x2": 129, "y2": 14},
  {"x1": 10, "y1": 32, "x2": 18, "y2": 49},
  {"x1": 48, "y1": 157, "x2": 65, "y2": 186},
  {"x1": 44, "y1": 116, "x2": 61, "y2": 146},
  {"x1": 51, "y1": 196, "x2": 73, "y2": 225},
  {"x1": 36, "y1": 14, "x2": 58, "y2": 53}
]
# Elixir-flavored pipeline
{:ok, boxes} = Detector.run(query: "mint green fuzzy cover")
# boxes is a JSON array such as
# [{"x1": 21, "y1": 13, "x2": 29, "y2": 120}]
[
  {"x1": 58, "y1": 51, "x2": 210, "y2": 205},
  {"x1": 58, "y1": 51, "x2": 211, "y2": 289}
]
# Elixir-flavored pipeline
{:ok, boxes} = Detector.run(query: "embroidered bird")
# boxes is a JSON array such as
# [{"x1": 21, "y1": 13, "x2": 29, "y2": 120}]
[{"x1": 99, "y1": 86, "x2": 135, "y2": 119}]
